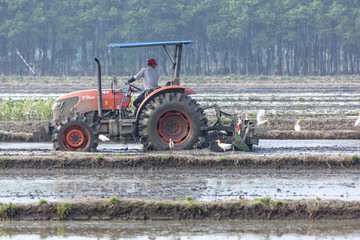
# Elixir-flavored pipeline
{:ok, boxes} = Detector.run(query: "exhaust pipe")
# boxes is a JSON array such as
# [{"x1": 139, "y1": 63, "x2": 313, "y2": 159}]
[{"x1": 95, "y1": 58, "x2": 104, "y2": 118}]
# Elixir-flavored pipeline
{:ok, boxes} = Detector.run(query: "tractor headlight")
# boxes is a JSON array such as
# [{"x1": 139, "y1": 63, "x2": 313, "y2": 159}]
[{"x1": 52, "y1": 101, "x2": 64, "y2": 110}]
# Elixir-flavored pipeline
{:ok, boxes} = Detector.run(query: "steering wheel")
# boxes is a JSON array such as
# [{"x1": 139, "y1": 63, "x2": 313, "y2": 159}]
[{"x1": 129, "y1": 84, "x2": 142, "y2": 92}]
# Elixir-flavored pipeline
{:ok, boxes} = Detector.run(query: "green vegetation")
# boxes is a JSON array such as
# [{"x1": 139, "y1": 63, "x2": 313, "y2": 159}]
[
  {"x1": 349, "y1": 154, "x2": 359, "y2": 164},
  {"x1": 188, "y1": 200, "x2": 201, "y2": 214},
  {"x1": 57, "y1": 202, "x2": 71, "y2": 220},
  {"x1": 39, "y1": 199, "x2": 47, "y2": 204},
  {"x1": 175, "y1": 197, "x2": 182, "y2": 201},
  {"x1": 0, "y1": 97, "x2": 54, "y2": 121},
  {"x1": 219, "y1": 157, "x2": 225, "y2": 162},
  {"x1": 96, "y1": 154, "x2": 104, "y2": 160},
  {"x1": 1, "y1": 157, "x2": 8, "y2": 167},
  {"x1": 253, "y1": 201, "x2": 259, "y2": 207},
  {"x1": 109, "y1": 196, "x2": 120, "y2": 204},
  {"x1": 316, "y1": 197, "x2": 321, "y2": 201},
  {"x1": 160, "y1": 156, "x2": 168, "y2": 164},
  {"x1": 254, "y1": 197, "x2": 271, "y2": 203},
  {"x1": 1, "y1": 1, "x2": 358, "y2": 76},
  {"x1": 298, "y1": 97, "x2": 305, "y2": 102},
  {"x1": 116, "y1": 153, "x2": 123, "y2": 157},
  {"x1": 275, "y1": 200, "x2": 282, "y2": 206},
  {"x1": 279, "y1": 97, "x2": 286, "y2": 101},
  {"x1": 163, "y1": 202, "x2": 169, "y2": 208},
  {"x1": 0, "y1": 202, "x2": 16, "y2": 220},
  {"x1": 248, "y1": 96, "x2": 261, "y2": 101},
  {"x1": 186, "y1": 196, "x2": 192, "y2": 201},
  {"x1": 0, "y1": 131, "x2": 4, "y2": 138}
]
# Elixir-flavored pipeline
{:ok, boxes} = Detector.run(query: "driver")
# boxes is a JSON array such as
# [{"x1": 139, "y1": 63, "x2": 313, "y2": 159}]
[{"x1": 125, "y1": 58, "x2": 160, "y2": 109}]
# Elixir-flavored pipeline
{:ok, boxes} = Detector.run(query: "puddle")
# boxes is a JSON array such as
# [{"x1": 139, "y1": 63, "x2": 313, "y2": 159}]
[
  {"x1": 0, "y1": 219, "x2": 359, "y2": 239},
  {"x1": 0, "y1": 168, "x2": 359, "y2": 203}
]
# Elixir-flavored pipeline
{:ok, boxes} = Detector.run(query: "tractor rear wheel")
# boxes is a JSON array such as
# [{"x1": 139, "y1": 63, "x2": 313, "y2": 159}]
[
  {"x1": 138, "y1": 92, "x2": 208, "y2": 150},
  {"x1": 52, "y1": 116, "x2": 98, "y2": 151}
]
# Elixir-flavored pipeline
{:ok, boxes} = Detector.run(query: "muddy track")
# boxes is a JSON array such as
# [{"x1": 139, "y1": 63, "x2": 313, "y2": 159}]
[
  {"x1": 0, "y1": 154, "x2": 358, "y2": 170},
  {"x1": 3, "y1": 198, "x2": 360, "y2": 221},
  {"x1": 0, "y1": 118, "x2": 360, "y2": 142}
]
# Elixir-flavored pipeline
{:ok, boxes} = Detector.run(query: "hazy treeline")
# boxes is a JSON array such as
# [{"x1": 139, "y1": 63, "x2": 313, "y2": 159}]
[{"x1": 1, "y1": 0, "x2": 360, "y2": 76}]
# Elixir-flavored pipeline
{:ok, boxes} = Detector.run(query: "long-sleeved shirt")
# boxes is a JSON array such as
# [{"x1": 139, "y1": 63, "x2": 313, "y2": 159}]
[{"x1": 133, "y1": 67, "x2": 160, "y2": 90}]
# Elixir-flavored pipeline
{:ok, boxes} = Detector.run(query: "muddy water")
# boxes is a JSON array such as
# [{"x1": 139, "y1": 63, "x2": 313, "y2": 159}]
[
  {"x1": 0, "y1": 219, "x2": 360, "y2": 239},
  {"x1": 1, "y1": 139, "x2": 360, "y2": 156},
  {"x1": 0, "y1": 168, "x2": 359, "y2": 203}
]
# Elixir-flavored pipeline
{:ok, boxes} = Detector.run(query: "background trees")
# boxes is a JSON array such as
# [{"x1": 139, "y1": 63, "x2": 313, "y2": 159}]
[{"x1": 1, "y1": 0, "x2": 360, "y2": 76}]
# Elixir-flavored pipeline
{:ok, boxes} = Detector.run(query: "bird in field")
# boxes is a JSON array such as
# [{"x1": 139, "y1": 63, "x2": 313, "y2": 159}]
[
  {"x1": 216, "y1": 139, "x2": 232, "y2": 152},
  {"x1": 168, "y1": 138, "x2": 174, "y2": 150},
  {"x1": 98, "y1": 134, "x2": 110, "y2": 142},
  {"x1": 257, "y1": 109, "x2": 270, "y2": 125},
  {"x1": 355, "y1": 112, "x2": 360, "y2": 127},
  {"x1": 294, "y1": 120, "x2": 301, "y2": 131}
]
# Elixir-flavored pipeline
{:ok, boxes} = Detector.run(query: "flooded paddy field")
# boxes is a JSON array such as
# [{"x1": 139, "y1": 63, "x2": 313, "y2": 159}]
[
  {"x1": 1, "y1": 139, "x2": 360, "y2": 156},
  {"x1": 0, "y1": 76, "x2": 360, "y2": 238},
  {"x1": 1, "y1": 219, "x2": 360, "y2": 239},
  {"x1": 0, "y1": 168, "x2": 359, "y2": 204}
]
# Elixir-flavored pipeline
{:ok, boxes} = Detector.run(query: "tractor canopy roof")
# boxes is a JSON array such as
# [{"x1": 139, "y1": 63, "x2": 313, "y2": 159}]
[{"x1": 107, "y1": 40, "x2": 193, "y2": 48}]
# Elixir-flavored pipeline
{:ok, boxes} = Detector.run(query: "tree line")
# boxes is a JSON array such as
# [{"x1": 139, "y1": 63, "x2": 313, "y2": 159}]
[{"x1": 1, "y1": 0, "x2": 360, "y2": 77}]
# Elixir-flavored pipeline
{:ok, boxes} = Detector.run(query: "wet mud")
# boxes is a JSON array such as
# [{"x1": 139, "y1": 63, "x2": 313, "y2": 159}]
[
  {"x1": 0, "y1": 118, "x2": 360, "y2": 142},
  {"x1": 0, "y1": 153, "x2": 359, "y2": 170},
  {"x1": 3, "y1": 198, "x2": 360, "y2": 221}
]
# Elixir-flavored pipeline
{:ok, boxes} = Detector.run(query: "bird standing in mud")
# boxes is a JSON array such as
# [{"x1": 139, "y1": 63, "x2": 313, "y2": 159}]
[
  {"x1": 294, "y1": 120, "x2": 301, "y2": 131},
  {"x1": 98, "y1": 134, "x2": 110, "y2": 142},
  {"x1": 216, "y1": 139, "x2": 232, "y2": 152},
  {"x1": 355, "y1": 112, "x2": 360, "y2": 127},
  {"x1": 257, "y1": 109, "x2": 270, "y2": 125},
  {"x1": 168, "y1": 138, "x2": 174, "y2": 150}
]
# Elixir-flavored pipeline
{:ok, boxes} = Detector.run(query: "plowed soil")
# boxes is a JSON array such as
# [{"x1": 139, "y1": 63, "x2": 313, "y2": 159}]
[{"x1": 5, "y1": 199, "x2": 360, "y2": 221}]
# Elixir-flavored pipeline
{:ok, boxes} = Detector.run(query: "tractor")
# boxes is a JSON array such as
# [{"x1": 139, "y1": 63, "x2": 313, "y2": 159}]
[{"x1": 34, "y1": 41, "x2": 261, "y2": 151}]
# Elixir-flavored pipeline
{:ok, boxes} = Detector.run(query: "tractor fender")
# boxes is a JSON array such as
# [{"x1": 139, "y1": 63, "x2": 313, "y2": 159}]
[{"x1": 136, "y1": 86, "x2": 195, "y2": 120}]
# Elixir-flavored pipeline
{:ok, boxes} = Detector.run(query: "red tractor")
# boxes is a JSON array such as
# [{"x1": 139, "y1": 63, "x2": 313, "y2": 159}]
[{"x1": 35, "y1": 41, "x2": 260, "y2": 151}]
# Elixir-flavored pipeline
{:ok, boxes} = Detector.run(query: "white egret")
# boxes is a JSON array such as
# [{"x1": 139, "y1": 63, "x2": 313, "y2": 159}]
[
  {"x1": 98, "y1": 134, "x2": 110, "y2": 142},
  {"x1": 216, "y1": 139, "x2": 232, "y2": 152},
  {"x1": 168, "y1": 138, "x2": 174, "y2": 150},
  {"x1": 355, "y1": 112, "x2": 360, "y2": 127},
  {"x1": 294, "y1": 120, "x2": 301, "y2": 131},
  {"x1": 257, "y1": 109, "x2": 270, "y2": 125}
]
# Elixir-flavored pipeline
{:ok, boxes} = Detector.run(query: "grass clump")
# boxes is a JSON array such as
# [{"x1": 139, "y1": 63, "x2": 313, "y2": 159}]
[
  {"x1": 248, "y1": 96, "x2": 261, "y2": 101},
  {"x1": 160, "y1": 156, "x2": 168, "y2": 164},
  {"x1": 0, "y1": 131, "x2": 3, "y2": 138},
  {"x1": 316, "y1": 197, "x2": 321, "y2": 201},
  {"x1": 219, "y1": 157, "x2": 225, "y2": 162},
  {"x1": 109, "y1": 196, "x2": 119, "y2": 204},
  {"x1": 0, "y1": 202, "x2": 16, "y2": 220},
  {"x1": 254, "y1": 197, "x2": 271, "y2": 203},
  {"x1": 188, "y1": 200, "x2": 201, "y2": 214},
  {"x1": 39, "y1": 199, "x2": 47, "y2": 204},
  {"x1": 116, "y1": 153, "x2": 122, "y2": 157},
  {"x1": 57, "y1": 202, "x2": 71, "y2": 220},
  {"x1": 96, "y1": 154, "x2": 104, "y2": 160},
  {"x1": 1, "y1": 157, "x2": 8, "y2": 167},
  {"x1": 275, "y1": 200, "x2": 282, "y2": 206},
  {"x1": 349, "y1": 154, "x2": 359, "y2": 164},
  {"x1": 186, "y1": 196, "x2": 192, "y2": 201}
]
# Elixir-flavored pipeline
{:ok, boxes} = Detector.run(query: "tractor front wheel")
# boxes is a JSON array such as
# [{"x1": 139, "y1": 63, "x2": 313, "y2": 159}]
[
  {"x1": 53, "y1": 116, "x2": 98, "y2": 151},
  {"x1": 138, "y1": 92, "x2": 208, "y2": 150}
]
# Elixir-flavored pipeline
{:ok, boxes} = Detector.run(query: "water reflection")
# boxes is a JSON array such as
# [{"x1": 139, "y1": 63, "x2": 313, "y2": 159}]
[{"x1": 0, "y1": 220, "x2": 360, "y2": 239}]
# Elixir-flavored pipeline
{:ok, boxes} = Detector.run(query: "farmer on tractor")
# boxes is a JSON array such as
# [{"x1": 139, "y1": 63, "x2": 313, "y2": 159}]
[{"x1": 125, "y1": 58, "x2": 160, "y2": 111}]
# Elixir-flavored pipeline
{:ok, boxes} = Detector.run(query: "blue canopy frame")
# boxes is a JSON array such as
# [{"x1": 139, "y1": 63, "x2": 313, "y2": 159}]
[{"x1": 107, "y1": 41, "x2": 194, "y2": 85}]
